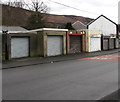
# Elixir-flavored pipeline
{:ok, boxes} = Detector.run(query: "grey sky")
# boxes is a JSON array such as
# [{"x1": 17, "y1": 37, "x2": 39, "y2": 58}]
[
  {"x1": 2, "y1": 0, "x2": 119, "y2": 23},
  {"x1": 46, "y1": 0, "x2": 118, "y2": 23}
]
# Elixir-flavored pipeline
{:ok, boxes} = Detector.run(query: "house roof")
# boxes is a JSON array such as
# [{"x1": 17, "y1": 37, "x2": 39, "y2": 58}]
[
  {"x1": 72, "y1": 21, "x2": 87, "y2": 30},
  {"x1": 1, "y1": 26, "x2": 28, "y2": 31},
  {"x1": 0, "y1": 26, "x2": 28, "y2": 33},
  {"x1": 72, "y1": 21, "x2": 87, "y2": 26},
  {"x1": 87, "y1": 15, "x2": 117, "y2": 27}
]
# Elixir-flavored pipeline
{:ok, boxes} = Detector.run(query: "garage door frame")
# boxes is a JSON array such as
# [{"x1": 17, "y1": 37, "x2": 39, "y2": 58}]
[{"x1": 38, "y1": 29, "x2": 67, "y2": 57}]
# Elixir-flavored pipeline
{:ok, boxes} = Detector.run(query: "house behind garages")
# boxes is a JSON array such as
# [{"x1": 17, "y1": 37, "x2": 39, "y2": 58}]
[
  {"x1": 72, "y1": 21, "x2": 87, "y2": 31},
  {"x1": 87, "y1": 15, "x2": 118, "y2": 50}
]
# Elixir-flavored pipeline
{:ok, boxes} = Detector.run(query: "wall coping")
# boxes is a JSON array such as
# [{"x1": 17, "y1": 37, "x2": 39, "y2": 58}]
[{"x1": 5, "y1": 28, "x2": 68, "y2": 34}]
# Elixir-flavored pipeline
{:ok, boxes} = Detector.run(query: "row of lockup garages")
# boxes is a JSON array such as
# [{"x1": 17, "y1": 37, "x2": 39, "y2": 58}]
[
  {"x1": 2, "y1": 15, "x2": 119, "y2": 60},
  {"x1": 102, "y1": 35, "x2": 119, "y2": 50},
  {"x1": 2, "y1": 28, "x2": 67, "y2": 60},
  {"x1": 2, "y1": 28, "x2": 119, "y2": 60}
]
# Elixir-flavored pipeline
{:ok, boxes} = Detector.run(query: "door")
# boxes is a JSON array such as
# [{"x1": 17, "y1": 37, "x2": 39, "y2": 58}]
[
  {"x1": 11, "y1": 37, "x2": 29, "y2": 58},
  {"x1": 47, "y1": 36, "x2": 63, "y2": 56},
  {"x1": 115, "y1": 38, "x2": 119, "y2": 48},
  {"x1": 70, "y1": 36, "x2": 82, "y2": 53},
  {"x1": 103, "y1": 38, "x2": 109, "y2": 50},
  {"x1": 90, "y1": 38, "x2": 101, "y2": 52},
  {"x1": 109, "y1": 38, "x2": 115, "y2": 49}
]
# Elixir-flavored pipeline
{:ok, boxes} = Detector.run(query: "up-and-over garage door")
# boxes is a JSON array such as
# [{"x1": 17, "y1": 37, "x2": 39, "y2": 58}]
[
  {"x1": 70, "y1": 36, "x2": 82, "y2": 53},
  {"x1": 47, "y1": 36, "x2": 63, "y2": 56},
  {"x1": 109, "y1": 38, "x2": 115, "y2": 49},
  {"x1": 90, "y1": 38, "x2": 101, "y2": 52},
  {"x1": 115, "y1": 38, "x2": 119, "y2": 48},
  {"x1": 11, "y1": 37, "x2": 29, "y2": 58},
  {"x1": 103, "y1": 38, "x2": 109, "y2": 50}
]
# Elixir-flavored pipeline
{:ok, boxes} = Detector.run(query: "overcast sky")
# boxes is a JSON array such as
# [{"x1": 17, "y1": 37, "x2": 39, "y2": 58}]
[
  {"x1": 45, "y1": 0, "x2": 119, "y2": 23},
  {"x1": 2, "y1": 0, "x2": 119, "y2": 23}
]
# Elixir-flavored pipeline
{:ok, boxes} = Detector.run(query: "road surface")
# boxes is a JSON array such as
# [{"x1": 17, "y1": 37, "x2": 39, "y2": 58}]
[{"x1": 2, "y1": 53, "x2": 118, "y2": 100}]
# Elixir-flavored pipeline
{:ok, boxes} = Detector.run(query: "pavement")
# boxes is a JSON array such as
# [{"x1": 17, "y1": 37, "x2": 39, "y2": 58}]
[
  {"x1": 97, "y1": 90, "x2": 119, "y2": 101},
  {"x1": 3, "y1": 49, "x2": 119, "y2": 69}
]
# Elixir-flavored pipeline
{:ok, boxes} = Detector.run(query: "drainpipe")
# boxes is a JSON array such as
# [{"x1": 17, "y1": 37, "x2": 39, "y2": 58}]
[{"x1": 101, "y1": 34, "x2": 103, "y2": 50}]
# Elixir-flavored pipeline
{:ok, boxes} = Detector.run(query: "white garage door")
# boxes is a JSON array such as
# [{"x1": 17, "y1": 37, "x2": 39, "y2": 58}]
[
  {"x1": 90, "y1": 38, "x2": 101, "y2": 52},
  {"x1": 47, "y1": 36, "x2": 63, "y2": 56},
  {"x1": 11, "y1": 37, "x2": 29, "y2": 58},
  {"x1": 115, "y1": 38, "x2": 119, "y2": 48}
]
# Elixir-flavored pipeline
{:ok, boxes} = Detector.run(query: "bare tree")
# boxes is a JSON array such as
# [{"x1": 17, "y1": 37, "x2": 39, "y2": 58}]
[
  {"x1": 4, "y1": 0, "x2": 50, "y2": 13},
  {"x1": 2, "y1": 0, "x2": 50, "y2": 29},
  {"x1": 23, "y1": 0, "x2": 50, "y2": 13},
  {"x1": 31, "y1": 0, "x2": 49, "y2": 12},
  {"x1": 7, "y1": 0, "x2": 25, "y2": 8},
  {"x1": 24, "y1": 0, "x2": 50, "y2": 29}
]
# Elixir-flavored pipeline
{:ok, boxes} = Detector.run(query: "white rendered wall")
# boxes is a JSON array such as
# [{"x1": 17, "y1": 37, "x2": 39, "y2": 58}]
[{"x1": 88, "y1": 16, "x2": 116, "y2": 36}]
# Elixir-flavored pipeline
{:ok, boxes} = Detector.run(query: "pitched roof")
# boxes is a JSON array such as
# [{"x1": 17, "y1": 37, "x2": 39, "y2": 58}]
[
  {"x1": 87, "y1": 15, "x2": 117, "y2": 26},
  {"x1": 72, "y1": 21, "x2": 87, "y2": 30}
]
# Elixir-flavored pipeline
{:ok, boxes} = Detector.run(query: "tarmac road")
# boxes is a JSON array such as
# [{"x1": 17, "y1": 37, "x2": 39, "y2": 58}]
[{"x1": 2, "y1": 53, "x2": 118, "y2": 100}]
